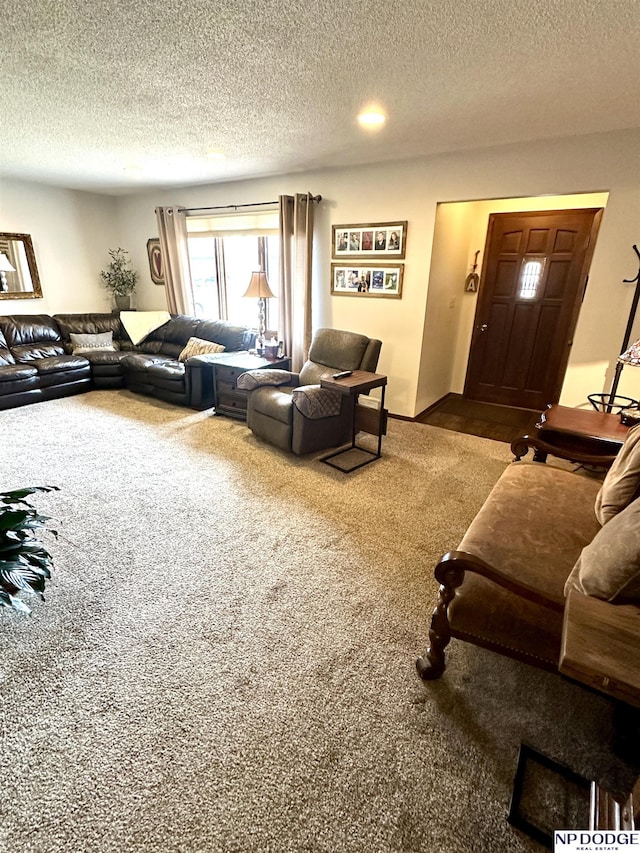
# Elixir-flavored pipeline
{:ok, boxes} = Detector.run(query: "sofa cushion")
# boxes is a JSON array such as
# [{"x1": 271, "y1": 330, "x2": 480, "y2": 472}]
[
  {"x1": 146, "y1": 361, "x2": 187, "y2": 390},
  {"x1": 121, "y1": 352, "x2": 175, "y2": 371},
  {"x1": 458, "y1": 462, "x2": 601, "y2": 604},
  {"x1": 0, "y1": 328, "x2": 15, "y2": 365},
  {"x1": 178, "y1": 336, "x2": 225, "y2": 362},
  {"x1": 0, "y1": 364, "x2": 39, "y2": 393},
  {"x1": 138, "y1": 315, "x2": 200, "y2": 357},
  {"x1": 30, "y1": 355, "x2": 91, "y2": 389},
  {"x1": 595, "y1": 423, "x2": 640, "y2": 524},
  {"x1": 250, "y1": 386, "x2": 295, "y2": 425},
  {"x1": 54, "y1": 313, "x2": 130, "y2": 352},
  {"x1": 564, "y1": 497, "x2": 640, "y2": 603},
  {"x1": 196, "y1": 319, "x2": 252, "y2": 352},
  {"x1": 70, "y1": 331, "x2": 116, "y2": 354},
  {"x1": 0, "y1": 314, "x2": 64, "y2": 362},
  {"x1": 81, "y1": 350, "x2": 129, "y2": 366},
  {"x1": 33, "y1": 355, "x2": 90, "y2": 375}
]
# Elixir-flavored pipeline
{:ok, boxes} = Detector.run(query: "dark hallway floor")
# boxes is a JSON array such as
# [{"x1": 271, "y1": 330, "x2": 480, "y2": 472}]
[{"x1": 417, "y1": 395, "x2": 540, "y2": 444}]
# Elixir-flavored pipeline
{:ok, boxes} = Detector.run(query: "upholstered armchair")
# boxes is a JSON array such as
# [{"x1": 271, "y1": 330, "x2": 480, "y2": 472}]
[
  {"x1": 236, "y1": 328, "x2": 382, "y2": 455},
  {"x1": 416, "y1": 425, "x2": 640, "y2": 683}
]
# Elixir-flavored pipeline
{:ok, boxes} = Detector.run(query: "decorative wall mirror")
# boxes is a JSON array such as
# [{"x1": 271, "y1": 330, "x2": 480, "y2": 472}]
[{"x1": 0, "y1": 233, "x2": 43, "y2": 300}]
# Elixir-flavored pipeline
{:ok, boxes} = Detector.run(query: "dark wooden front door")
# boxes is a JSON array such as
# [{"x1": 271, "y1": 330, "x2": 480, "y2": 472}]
[{"x1": 464, "y1": 208, "x2": 602, "y2": 410}]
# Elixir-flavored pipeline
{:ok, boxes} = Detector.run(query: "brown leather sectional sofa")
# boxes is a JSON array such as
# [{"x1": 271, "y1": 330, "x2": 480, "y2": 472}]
[{"x1": 0, "y1": 312, "x2": 254, "y2": 411}]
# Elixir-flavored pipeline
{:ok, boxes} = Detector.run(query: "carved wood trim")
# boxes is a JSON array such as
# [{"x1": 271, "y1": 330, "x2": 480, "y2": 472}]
[
  {"x1": 416, "y1": 556, "x2": 465, "y2": 680},
  {"x1": 441, "y1": 551, "x2": 565, "y2": 612}
]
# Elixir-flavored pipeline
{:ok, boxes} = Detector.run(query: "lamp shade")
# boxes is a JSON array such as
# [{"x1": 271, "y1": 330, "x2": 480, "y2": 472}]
[
  {"x1": 618, "y1": 339, "x2": 640, "y2": 367},
  {"x1": 242, "y1": 271, "x2": 276, "y2": 300},
  {"x1": 0, "y1": 253, "x2": 16, "y2": 273}
]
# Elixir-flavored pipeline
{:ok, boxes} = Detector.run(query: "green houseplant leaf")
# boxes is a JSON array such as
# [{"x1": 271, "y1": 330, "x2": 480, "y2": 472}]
[
  {"x1": 100, "y1": 247, "x2": 138, "y2": 297},
  {"x1": 0, "y1": 486, "x2": 59, "y2": 614}
]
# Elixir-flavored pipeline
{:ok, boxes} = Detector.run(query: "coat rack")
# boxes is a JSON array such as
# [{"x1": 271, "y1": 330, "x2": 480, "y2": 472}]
[{"x1": 603, "y1": 244, "x2": 640, "y2": 412}]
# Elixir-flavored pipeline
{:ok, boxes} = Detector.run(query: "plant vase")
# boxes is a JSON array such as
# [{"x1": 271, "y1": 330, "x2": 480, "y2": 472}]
[{"x1": 115, "y1": 295, "x2": 131, "y2": 310}]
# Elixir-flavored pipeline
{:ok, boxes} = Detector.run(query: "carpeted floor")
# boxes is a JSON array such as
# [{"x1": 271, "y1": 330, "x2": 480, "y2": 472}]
[{"x1": 0, "y1": 391, "x2": 637, "y2": 853}]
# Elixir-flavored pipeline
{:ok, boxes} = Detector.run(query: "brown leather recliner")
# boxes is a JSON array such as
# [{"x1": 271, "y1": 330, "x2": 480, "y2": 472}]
[{"x1": 237, "y1": 328, "x2": 382, "y2": 455}]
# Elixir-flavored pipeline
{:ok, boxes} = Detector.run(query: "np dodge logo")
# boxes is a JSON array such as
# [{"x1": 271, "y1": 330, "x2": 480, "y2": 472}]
[{"x1": 554, "y1": 831, "x2": 640, "y2": 851}]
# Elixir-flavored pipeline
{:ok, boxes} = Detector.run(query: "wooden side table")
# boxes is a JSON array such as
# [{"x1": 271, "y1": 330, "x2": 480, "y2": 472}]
[
  {"x1": 560, "y1": 591, "x2": 640, "y2": 709},
  {"x1": 319, "y1": 370, "x2": 388, "y2": 472},
  {"x1": 511, "y1": 404, "x2": 629, "y2": 466},
  {"x1": 210, "y1": 352, "x2": 291, "y2": 420},
  {"x1": 559, "y1": 591, "x2": 640, "y2": 830},
  {"x1": 509, "y1": 593, "x2": 640, "y2": 841}
]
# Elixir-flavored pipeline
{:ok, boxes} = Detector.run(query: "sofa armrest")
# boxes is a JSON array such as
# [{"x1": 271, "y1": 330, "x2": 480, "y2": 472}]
[
  {"x1": 435, "y1": 551, "x2": 566, "y2": 611},
  {"x1": 184, "y1": 353, "x2": 228, "y2": 366},
  {"x1": 184, "y1": 357, "x2": 217, "y2": 410},
  {"x1": 236, "y1": 369, "x2": 299, "y2": 391},
  {"x1": 291, "y1": 385, "x2": 343, "y2": 419},
  {"x1": 417, "y1": 549, "x2": 566, "y2": 682}
]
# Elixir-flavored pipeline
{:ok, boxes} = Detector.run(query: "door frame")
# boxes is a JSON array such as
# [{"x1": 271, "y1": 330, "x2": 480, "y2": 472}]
[{"x1": 463, "y1": 207, "x2": 604, "y2": 407}]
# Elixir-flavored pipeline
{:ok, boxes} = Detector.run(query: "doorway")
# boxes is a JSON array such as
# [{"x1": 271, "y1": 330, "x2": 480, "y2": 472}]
[{"x1": 464, "y1": 208, "x2": 603, "y2": 410}]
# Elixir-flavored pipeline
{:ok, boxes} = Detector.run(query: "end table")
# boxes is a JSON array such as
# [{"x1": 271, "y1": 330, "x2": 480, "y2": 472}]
[
  {"x1": 211, "y1": 352, "x2": 291, "y2": 420},
  {"x1": 511, "y1": 404, "x2": 629, "y2": 466},
  {"x1": 319, "y1": 370, "x2": 388, "y2": 472}
]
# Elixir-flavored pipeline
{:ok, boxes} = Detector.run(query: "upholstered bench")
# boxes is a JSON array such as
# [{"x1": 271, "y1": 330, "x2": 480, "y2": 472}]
[{"x1": 417, "y1": 424, "x2": 640, "y2": 680}]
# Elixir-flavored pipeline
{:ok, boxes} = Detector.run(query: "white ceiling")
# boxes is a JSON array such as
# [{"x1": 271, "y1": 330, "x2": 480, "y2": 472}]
[{"x1": 1, "y1": 0, "x2": 639, "y2": 196}]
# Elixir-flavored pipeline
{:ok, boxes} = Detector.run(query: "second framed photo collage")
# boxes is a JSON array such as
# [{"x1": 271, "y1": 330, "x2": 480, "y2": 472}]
[{"x1": 330, "y1": 221, "x2": 407, "y2": 299}]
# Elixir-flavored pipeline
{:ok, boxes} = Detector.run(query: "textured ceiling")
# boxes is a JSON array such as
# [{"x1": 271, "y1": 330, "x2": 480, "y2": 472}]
[{"x1": 1, "y1": 0, "x2": 639, "y2": 196}]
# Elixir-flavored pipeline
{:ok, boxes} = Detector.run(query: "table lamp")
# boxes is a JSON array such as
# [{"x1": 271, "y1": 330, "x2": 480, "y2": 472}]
[
  {"x1": 0, "y1": 253, "x2": 16, "y2": 292},
  {"x1": 615, "y1": 338, "x2": 640, "y2": 409},
  {"x1": 242, "y1": 271, "x2": 276, "y2": 355}
]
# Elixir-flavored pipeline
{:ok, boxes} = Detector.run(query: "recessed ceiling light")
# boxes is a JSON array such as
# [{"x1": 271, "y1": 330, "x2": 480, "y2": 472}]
[
  {"x1": 206, "y1": 151, "x2": 227, "y2": 160},
  {"x1": 357, "y1": 109, "x2": 386, "y2": 130}
]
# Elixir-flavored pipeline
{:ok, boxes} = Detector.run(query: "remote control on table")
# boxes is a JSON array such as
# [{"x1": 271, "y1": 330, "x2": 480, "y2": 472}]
[{"x1": 332, "y1": 371, "x2": 353, "y2": 379}]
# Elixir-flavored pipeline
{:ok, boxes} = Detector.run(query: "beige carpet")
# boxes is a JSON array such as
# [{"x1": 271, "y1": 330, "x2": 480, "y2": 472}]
[{"x1": 0, "y1": 391, "x2": 636, "y2": 853}]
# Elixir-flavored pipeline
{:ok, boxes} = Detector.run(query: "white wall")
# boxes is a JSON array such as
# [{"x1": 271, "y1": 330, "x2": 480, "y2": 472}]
[
  {"x1": 0, "y1": 178, "x2": 118, "y2": 314},
  {"x1": 115, "y1": 166, "x2": 436, "y2": 415},
  {"x1": 116, "y1": 127, "x2": 640, "y2": 417},
  {"x1": 416, "y1": 202, "x2": 474, "y2": 412},
  {"x1": 2, "y1": 128, "x2": 637, "y2": 418}
]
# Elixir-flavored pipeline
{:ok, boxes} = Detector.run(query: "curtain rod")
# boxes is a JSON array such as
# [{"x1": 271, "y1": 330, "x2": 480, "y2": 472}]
[{"x1": 183, "y1": 194, "x2": 322, "y2": 214}]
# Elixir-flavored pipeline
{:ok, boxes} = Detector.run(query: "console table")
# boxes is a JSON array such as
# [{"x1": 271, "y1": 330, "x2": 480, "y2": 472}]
[
  {"x1": 319, "y1": 370, "x2": 388, "y2": 472},
  {"x1": 511, "y1": 404, "x2": 629, "y2": 467},
  {"x1": 210, "y1": 352, "x2": 290, "y2": 420}
]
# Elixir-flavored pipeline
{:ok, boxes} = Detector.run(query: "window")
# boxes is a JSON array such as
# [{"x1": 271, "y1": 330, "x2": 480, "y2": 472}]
[
  {"x1": 519, "y1": 257, "x2": 545, "y2": 300},
  {"x1": 186, "y1": 210, "x2": 280, "y2": 333}
]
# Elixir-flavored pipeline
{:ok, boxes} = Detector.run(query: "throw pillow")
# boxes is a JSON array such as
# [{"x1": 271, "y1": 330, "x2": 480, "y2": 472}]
[
  {"x1": 70, "y1": 331, "x2": 116, "y2": 354},
  {"x1": 595, "y1": 423, "x2": 640, "y2": 524},
  {"x1": 236, "y1": 369, "x2": 294, "y2": 391},
  {"x1": 178, "y1": 337, "x2": 225, "y2": 362},
  {"x1": 564, "y1": 497, "x2": 640, "y2": 603}
]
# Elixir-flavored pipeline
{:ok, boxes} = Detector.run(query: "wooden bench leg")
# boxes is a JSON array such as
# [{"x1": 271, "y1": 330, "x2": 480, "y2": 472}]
[{"x1": 416, "y1": 560, "x2": 465, "y2": 680}]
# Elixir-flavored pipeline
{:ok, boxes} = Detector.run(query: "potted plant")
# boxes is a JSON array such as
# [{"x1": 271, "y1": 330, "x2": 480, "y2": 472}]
[
  {"x1": 0, "y1": 486, "x2": 58, "y2": 614},
  {"x1": 100, "y1": 247, "x2": 138, "y2": 310}
]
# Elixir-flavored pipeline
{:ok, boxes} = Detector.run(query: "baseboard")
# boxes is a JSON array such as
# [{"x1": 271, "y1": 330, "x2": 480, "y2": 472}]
[
  {"x1": 413, "y1": 393, "x2": 462, "y2": 422},
  {"x1": 387, "y1": 393, "x2": 463, "y2": 423}
]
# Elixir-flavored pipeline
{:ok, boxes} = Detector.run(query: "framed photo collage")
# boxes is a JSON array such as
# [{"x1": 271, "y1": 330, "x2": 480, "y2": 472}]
[{"x1": 330, "y1": 221, "x2": 406, "y2": 298}]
